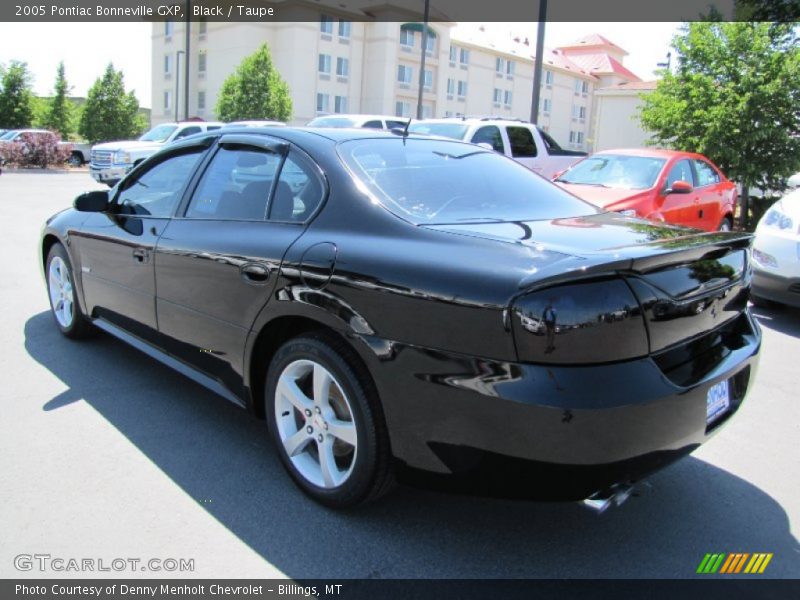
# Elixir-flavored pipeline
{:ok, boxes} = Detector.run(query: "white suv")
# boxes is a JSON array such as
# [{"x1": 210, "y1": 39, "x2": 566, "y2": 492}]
[{"x1": 408, "y1": 117, "x2": 586, "y2": 179}]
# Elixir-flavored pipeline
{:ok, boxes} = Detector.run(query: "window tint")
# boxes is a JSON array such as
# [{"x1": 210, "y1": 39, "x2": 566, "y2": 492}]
[
  {"x1": 471, "y1": 126, "x2": 504, "y2": 153},
  {"x1": 666, "y1": 159, "x2": 694, "y2": 189},
  {"x1": 269, "y1": 153, "x2": 324, "y2": 222},
  {"x1": 506, "y1": 126, "x2": 537, "y2": 157},
  {"x1": 185, "y1": 146, "x2": 282, "y2": 220},
  {"x1": 116, "y1": 150, "x2": 203, "y2": 217},
  {"x1": 174, "y1": 126, "x2": 202, "y2": 140},
  {"x1": 386, "y1": 120, "x2": 406, "y2": 130},
  {"x1": 338, "y1": 138, "x2": 597, "y2": 225},
  {"x1": 694, "y1": 159, "x2": 720, "y2": 187},
  {"x1": 362, "y1": 120, "x2": 383, "y2": 129}
]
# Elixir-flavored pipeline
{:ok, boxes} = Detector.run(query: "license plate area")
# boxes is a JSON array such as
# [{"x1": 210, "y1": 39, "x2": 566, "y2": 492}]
[{"x1": 706, "y1": 379, "x2": 731, "y2": 425}]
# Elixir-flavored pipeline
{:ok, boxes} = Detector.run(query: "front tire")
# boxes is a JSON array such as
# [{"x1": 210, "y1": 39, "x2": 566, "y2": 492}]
[
  {"x1": 46, "y1": 243, "x2": 92, "y2": 339},
  {"x1": 265, "y1": 333, "x2": 392, "y2": 508}
]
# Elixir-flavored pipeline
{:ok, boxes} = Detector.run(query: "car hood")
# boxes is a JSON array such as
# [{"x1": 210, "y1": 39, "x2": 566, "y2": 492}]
[
  {"x1": 555, "y1": 183, "x2": 652, "y2": 208},
  {"x1": 91, "y1": 140, "x2": 164, "y2": 152},
  {"x1": 424, "y1": 212, "x2": 751, "y2": 277}
]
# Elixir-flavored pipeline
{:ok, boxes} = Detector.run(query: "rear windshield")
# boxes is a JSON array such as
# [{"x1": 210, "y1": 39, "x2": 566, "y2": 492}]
[
  {"x1": 557, "y1": 154, "x2": 667, "y2": 190},
  {"x1": 407, "y1": 122, "x2": 470, "y2": 140},
  {"x1": 338, "y1": 138, "x2": 598, "y2": 225},
  {"x1": 307, "y1": 117, "x2": 358, "y2": 128}
]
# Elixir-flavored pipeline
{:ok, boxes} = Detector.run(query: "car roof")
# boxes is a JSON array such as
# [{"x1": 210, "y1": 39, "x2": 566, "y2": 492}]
[
  {"x1": 411, "y1": 117, "x2": 532, "y2": 127},
  {"x1": 595, "y1": 148, "x2": 710, "y2": 161},
  {"x1": 212, "y1": 125, "x2": 467, "y2": 146}
]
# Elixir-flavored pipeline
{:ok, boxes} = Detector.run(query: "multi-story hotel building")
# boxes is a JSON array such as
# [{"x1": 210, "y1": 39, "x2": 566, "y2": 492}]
[{"x1": 152, "y1": 12, "x2": 641, "y2": 152}]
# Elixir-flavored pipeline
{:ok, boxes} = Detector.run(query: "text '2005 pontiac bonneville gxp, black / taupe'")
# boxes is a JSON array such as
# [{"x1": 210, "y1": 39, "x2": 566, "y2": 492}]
[{"x1": 41, "y1": 127, "x2": 760, "y2": 508}]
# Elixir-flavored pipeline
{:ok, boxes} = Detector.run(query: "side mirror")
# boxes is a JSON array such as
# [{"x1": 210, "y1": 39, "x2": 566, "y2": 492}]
[
  {"x1": 74, "y1": 190, "x2": 109, "y2": 212},
  {"x1": 667, "y1": 180, "x2": 693, "y2": 194}
]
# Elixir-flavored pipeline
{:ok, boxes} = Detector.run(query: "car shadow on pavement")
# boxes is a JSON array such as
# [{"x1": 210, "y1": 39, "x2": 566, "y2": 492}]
[
  {"x1": 751, "y1": 303, "x2": 800, "y2": 338},
  {"x1": 24, "y1": 311, "x2": 800, "y2": 579}
]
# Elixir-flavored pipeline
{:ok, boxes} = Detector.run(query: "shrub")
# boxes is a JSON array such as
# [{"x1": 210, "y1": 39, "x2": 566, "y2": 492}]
[{"x1": 0, "y1": 132, "x2": 71, "y2": 168}]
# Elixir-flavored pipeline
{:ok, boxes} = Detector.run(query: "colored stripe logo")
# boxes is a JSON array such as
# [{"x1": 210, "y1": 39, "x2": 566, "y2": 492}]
[{"x1": 697, "y1": 553, "x2": 773, "y2": 574}]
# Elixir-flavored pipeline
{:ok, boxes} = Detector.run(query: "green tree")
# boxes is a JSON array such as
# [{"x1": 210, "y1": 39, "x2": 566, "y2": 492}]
[
  {"x1": 79, "y1": 63, "x2": 144, "y2": 144},
  {"x1": 639, "y1": 22, "x2": 800, "y2": 227},
  {"x1": 215, "y1": 44, "x2": 292, "y2": 122},
  {"x1": 42, "y1": 62, "x2": 73, "y2": 139},
  {"x1": 0, "y1": 61, "x2": 34, "y2": 129}
]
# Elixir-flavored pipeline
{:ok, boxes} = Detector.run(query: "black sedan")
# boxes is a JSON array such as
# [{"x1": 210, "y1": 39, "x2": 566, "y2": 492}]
[{"x1": 40, "y1": 127, "x2": 760, "y2": 508}]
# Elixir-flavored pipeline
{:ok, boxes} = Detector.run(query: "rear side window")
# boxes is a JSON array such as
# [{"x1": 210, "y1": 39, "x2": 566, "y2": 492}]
[
  {"x1": 269, "y1": 152, "x2": 324, "y2": 222},
  {"x1": 185, "y1": 146, "x2": 282, "y2": 220},
  {"x1": 694, "y1": 159, "x2": 720, "y2": 187},
  {"x1": 386, "y1": 120, "x2": 406, "y2": 130},
  {"x1": 471, "y1": 126, "x2": 504, "y2": 153},
  {"x1": 362, "y1": 120, "x2": 383, "y2": 129},
  {"x1": 506, "y1": 126, "x2": 537, "y2": 157},
  {"x1": 174, "y1": 126, "x2": 202, "y2": 140}
]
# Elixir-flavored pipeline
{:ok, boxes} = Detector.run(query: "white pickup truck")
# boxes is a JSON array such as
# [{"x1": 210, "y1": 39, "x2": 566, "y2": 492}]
[
  {"x1": 408, "y1": 117, "x2": 586, "y2": 180},
  {"x1": 89, "y1": 121, "x2": 223, "y2": 186}
]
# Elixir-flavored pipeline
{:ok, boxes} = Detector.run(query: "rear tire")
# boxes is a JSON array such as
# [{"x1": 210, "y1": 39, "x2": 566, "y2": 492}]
[
  {"x1": 46, "y1": 243, "x2": 92, "y2": 339},
  {"x1": 265, "y1": 332, "x2": 393, "y2": 508}
]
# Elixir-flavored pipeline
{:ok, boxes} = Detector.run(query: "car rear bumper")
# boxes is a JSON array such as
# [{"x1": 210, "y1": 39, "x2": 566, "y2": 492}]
[{"x1": 365, "y1": 310, "x2": 761, "y2": 500}]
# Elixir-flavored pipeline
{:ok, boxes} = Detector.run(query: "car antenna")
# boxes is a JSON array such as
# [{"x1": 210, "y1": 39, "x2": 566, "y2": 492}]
[{"x1": 402, "y1": 118, "x2": 411, "y2": 139}]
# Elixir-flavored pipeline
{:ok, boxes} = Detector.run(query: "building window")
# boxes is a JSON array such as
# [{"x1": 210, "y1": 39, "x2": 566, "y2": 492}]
[
  {"x1": 336, "y1": 57, "x2": 349, "y2": 78},
  {"x1": 495, "y1": 57, "x2": 504, "y2": 74},
  {"x1": 397, "y1": 64, "x2": 413, "y2": 84},
  {"x1": 449, "y1": 45, "x2": 457, "y2": 63},
  {"x1": 164, "y1": 54, "x2": 171, "y2": 74},
  {"x1": 582, "y1": 81, "x2": 590, "y2": 93},
  {"x1": 198, "y1": 19, "x2": 207, "y2": 36},
  {"x1": 445, "y1": 110, "x2": 453, "y2": 117},
  {"x1": 395, "y1": 101, "x2": 411, "y2": 117},
  {"x1": 423, "y1": 69, "x2": 433, "y2": 91},
  {"x1": 338, "y1": 19, "x2": 351, "y2": 38},
  {"x1": 493, "y1": 88, "x2": 502, "y2": 104},
  {"x1": 504, "y1": 90, "x2": 513, "y2": 106},
  {"x1": 579, "y1": 106, "x2": 586, "y2": 119},
  {"x1": 163, "y1": 90, "x2": 171, "y2": 111},
  {"x1": 543, "y1": 98, "x2": 552, "y2": 113},
  {"x1": 459, "y1": 48, "x2": 470, "y2": 65},
  {"x1": 165, "y1": 21, "x2": 173, "y2": 38},
  {"x1": 577, "y1": 132, "x2": 584, "y2": 144},
  {"x1": 198, "y1": 51, "x2": 207, "y2": 73},
  {"x1": 320, "y1": 15, "x2": 333, "y2": 35},
  {"x1": 424, "y1": 35, "x2": 435, "y2": 53},
  {"x1": 569, "y1": 130, "x2": 576, "y2": 143},
  {"x1": 545, "y1": 70, "x2": 553, "y2": 85},
  {"x1": 421, "y1": 104, "x2": 433, "y2": 119},
  {"x1": 318, "y1": 54, "x2": 331, "y2": 74},
  {"x1": 197, "y1": 91, "x2": 206, "y2": 110},
  {"x1": 574, "y1": 79, "x2": 582, "y2": 93},
  {"x1": 457, "y1": 80, "x2": 468, "y2": 97},
  {"x1": 447, "y1": 78, "x2": 455, "y2": 96},
  {"x1": 400, "y1": 29, "x2": 414, "y2": 48},
  {"x1": 317, "y1": 93, "x2": 330, "y2": 113},
  {"x1": 506, "y1": 60, "x2": 515, "y2": 77},
  {"x1": 334, "y1": 95, "x2": 348, "y2": 113}
]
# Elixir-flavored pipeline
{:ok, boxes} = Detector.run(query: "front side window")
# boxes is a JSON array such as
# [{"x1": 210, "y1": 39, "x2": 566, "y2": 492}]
[
  {"x1": 116, "y1": 150, "x2": 204, "y2": 217},
  {"x1": 471, "y1": 126, "x2": 504, "y2": 153},
  {"x1": 174, "y1": 126, "x2": 201, "y2": 140},
  {"x1": 185, "y1": 146, "x2": 282, "y2": 220},
  {"x1": 666, "y1": 159, "x2": 695, "y2": 189},
  {"x1": 338, "y1": 138, "x2": 597, "y2": 225},
  {"x1": 506, "y1": 126, "x2": 537, "y2": 158}
]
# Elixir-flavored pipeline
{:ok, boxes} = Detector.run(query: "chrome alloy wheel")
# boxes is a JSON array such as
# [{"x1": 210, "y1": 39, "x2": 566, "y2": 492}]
[
  {"x1": 48, "y1": 256, "x2": 74, "y2": 328},
  {"x1": 274, "y1": 359, "x2": 358, "y2": 488}
]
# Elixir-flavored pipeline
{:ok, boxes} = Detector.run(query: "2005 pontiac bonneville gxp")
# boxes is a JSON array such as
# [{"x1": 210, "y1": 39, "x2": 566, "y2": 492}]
[{"x1": 41, "y1": 127, "x2": 760, "y2": 508}]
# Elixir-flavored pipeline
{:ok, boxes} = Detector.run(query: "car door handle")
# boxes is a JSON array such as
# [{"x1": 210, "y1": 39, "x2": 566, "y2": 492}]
[
  {"x1": 132, "y1": 248, "x2": 149, "y2": 263},
  {"x1": 240, "y1": 263, "x2": 270, "y2": 284}
]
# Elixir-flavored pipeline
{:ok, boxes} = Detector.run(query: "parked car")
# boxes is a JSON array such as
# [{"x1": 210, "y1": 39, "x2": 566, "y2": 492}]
[
  {"x1": 41, "y1": 127, "x2": 760, "y2": 508},
  {"x1": 89, "y1": 121, "x2": 224, "y2": 186},
  {"x1": 407, "y1": 117, "x2": 586, "y2": 179},
  {"x1": 554, "y1": 149, "x2": 737, "y2": 232},
  {"x1": 0, "y1": 128, "x2": 90, "y2": 166},
  {"x1": 751, "y1": 188, "x2": 800, "y2": 307},
  {"x1": 307, "y1": 114, "x2": 408, "y2": 130}
]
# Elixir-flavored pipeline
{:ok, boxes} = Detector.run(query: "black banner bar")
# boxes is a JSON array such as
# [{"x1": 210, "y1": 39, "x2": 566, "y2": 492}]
[{"x1": 2, "y1": 0, "x2": 799, "y2": 23}]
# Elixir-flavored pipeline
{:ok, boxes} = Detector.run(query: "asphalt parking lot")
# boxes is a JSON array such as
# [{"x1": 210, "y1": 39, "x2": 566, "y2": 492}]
[{"x1": 1, "y1": 171, "x2": 798, "y2": 579}]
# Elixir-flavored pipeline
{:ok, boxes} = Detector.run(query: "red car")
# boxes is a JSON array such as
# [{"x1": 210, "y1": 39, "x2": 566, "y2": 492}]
[{"x1": 554, "y1": 149, "x2": 736, "y2": 231}]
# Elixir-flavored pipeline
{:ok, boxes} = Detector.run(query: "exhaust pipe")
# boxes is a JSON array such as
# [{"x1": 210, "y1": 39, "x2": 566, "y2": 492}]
[{"x1": 582, "y1": 483, "x2": 634, "y2": 514}]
